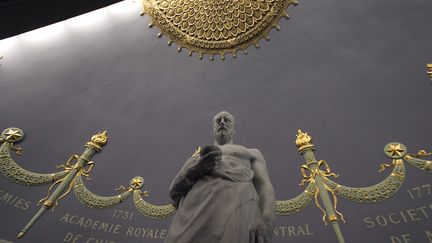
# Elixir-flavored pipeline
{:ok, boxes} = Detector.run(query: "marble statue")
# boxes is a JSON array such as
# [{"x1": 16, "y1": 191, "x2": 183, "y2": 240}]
[{"x1": 165, "y1": 111, "x2": 276, "y2": 243}]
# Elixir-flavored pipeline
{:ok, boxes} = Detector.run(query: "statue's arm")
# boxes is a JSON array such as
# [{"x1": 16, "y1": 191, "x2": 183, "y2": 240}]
[
  {"x1": 169, "y1": 146, "x2": 220, "y2": 208},
  {"x1": 169, "y1": 155, "x2": 199, "y2": 208},
  {"x1": 250, "y1": 148, "x2": 276, "y2": 242}
]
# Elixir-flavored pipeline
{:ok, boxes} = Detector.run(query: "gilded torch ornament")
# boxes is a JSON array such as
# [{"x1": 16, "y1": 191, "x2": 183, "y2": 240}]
[
  {"x1": 295, "y1": 130, "x2": 346, "y2": 243},
  {"x1": 17, "y1": 131, "x2": 109, "y2": 239}
]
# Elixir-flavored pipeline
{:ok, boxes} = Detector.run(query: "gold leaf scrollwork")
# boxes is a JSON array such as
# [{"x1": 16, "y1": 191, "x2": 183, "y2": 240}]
[
  {"x1": 127, "y1": 176, "x2": 174, "y2": 218},
  {"x1": 0, "y1": 128, "x2": 69, "y2": 186},
  {"x1": 378, "y1": 159, "x2": 401, "y2": 173},
  {"x1": 11, "y1": 145, "x2": 23, "y2": 155},
  {"x1": 115, "y1": 185, "x2": 129, "y2": 192},
  {"x1": 405, "y1": 149, "x2": 432, "y2": 172},
  {"x1": 323, "y1": 144, "x2": 407, "y2": 207},
  {"x1": 133, "y1": 190, "x2": 176, "y2": 219},
  {"x1": 275, "y1": 183, "x2": 316, "y2": 216},
  {"x1": 409, "y1": 149, "x2": 432, "y2": 158}
]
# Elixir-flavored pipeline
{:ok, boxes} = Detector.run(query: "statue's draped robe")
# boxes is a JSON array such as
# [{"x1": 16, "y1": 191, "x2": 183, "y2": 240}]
[{"x1": 165, "y1": 154, "x2": 258, "y2": 243}]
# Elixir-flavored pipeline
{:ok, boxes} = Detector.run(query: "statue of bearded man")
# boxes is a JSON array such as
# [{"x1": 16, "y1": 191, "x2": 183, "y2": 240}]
[{"x1": 165, "y1": 111, "x2": 276, "y2": 243}]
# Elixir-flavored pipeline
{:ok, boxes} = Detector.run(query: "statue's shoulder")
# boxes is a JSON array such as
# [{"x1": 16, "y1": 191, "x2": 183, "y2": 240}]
[
  {"x1": 220, "y1": 144, "x2": 247, "y2": 150},
  {"x1": 247, "y1": 148, "x2": 265, "y2": 161},
  {"x1": 224, "y1": 144, "x2": 262, "y2": 155},
  {"x1": 248, "y1": 147, "x2": 262, "y2": 154},
  {"x1": 221, "y1": 144, "x2": 255, "y2": 157}
]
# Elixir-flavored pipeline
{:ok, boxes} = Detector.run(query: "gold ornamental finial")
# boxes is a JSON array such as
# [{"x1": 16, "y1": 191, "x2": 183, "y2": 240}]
[
  {"x1": 91, "y1": 131, "x2": 108, "y2": 146},
  {"x1": 295, "y1": 130, "x2": 314, "y2": 152},
  {"x1": 86, "y1": 131, "x2": 108, "y2": 151}
]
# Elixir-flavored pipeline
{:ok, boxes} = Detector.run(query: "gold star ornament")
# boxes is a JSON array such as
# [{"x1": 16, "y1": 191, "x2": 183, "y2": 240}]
[
  {"x1": 384, "y1": 143, "x2": 406, "y2": 159},
  {"x1": 2, "y1": 128, "x2": 24, "y2": 143},
  {"x1": 130, "y1": 176, "x2": 144, "y2": 189}
]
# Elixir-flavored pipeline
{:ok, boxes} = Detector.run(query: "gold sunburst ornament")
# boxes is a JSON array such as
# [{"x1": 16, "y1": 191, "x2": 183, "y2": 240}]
[{"x1": 140, "y1": 0, "x2": 298, "y2": 59}]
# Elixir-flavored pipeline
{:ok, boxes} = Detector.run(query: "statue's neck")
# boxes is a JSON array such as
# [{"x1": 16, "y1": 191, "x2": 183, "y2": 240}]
[{"x1": 215, "y1": 139, "x2": 233, "y2": 146}]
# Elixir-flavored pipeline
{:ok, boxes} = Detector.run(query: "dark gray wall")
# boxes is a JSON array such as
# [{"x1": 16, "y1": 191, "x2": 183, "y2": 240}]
[{"x1": 0, "y1": 0, "x2": 431, "y2": 242}]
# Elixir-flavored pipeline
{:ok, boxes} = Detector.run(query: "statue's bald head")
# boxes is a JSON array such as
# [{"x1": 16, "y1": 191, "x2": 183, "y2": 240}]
[{"x1": 213, "y1": 111, "x2": 235, "y2": 145}]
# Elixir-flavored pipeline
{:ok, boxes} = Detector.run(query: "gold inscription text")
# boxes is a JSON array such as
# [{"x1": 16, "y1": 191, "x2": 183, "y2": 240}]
[
  {"x1": 407, "y1": 183, "x2": 431, "y2": 200},
  {"x1": 59, "y1": 213, "x2": 122, "y2": 234},
  {"x1": 125, "y1": 226, "x2": 167, "y2": 239},
  {"x1": 273, "y1": 224, "x2": 314, "y2": 237},
  {"x1": 62, "y1": 232, "x2": 121, "y2": 243},
  {"x1": 363, "y1": 203, "x2": 432, "y2": 228},
  {"x1": 112, "y1": 209, "x2": 134, "y2": 221},
  {"x1": 0, "y1": 189, "x2": 32, "y2": 210},
  {"x1": 63, "y1": 232, "x2": 83, "y2": 243},
  {"x1": 390, "y1": 233, "x2": 412, "y2": 243}
]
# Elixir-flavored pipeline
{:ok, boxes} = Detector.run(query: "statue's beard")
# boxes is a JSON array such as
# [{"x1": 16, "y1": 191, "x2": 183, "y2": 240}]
[
  {"x1": 215, "y1": 129, "x2": 233, "y2": 144},
  {"x1": 218, "y1": 127, "x2": 227, "y2": 135}
]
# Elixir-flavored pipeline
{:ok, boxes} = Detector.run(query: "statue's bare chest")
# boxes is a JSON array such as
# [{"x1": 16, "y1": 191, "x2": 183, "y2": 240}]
[
  {"x1": 213, "y1": 144, "x2": 255, "y2": 175},
  {"x1": 218, "y1": 144, "x2": 254, "y2": 162}
]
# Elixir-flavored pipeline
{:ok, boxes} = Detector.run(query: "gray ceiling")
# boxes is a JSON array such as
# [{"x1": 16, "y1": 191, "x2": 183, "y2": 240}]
[{"x1": 0, "y1": 0, "x2": 121, "y2": 39}]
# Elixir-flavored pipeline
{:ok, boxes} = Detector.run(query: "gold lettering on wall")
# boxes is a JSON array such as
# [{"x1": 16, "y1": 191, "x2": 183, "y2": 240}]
[
  {"x1": 273, "y1": 224, "x2": 314, "y2": 237},
  {"x1": 389, "y1": 233, "x2": 412, "y2": 243},
  {"x1": 125, "y1": 226, "x2": 167, "y2": 239},
  {"x1": 59, "y1": 212, "x2": 169, "y2": 240},
  {"x1": 59, "y1": 213, "x2": 122, "y2": 234},
  {"x1": 112, "y1": 209, "x2": 134, "y2": 221},
  {"x1": 63, "y1": 232, "x2": 83, "y2": 243},
  {"x1": 85, "y1": 237, "x2": 119, "y2": 243},
  {"x1": 0, "y1": 188, "x2": 32, "y2": 211},
  {"x1": 406, "y1": 183, "x2": 431, "y2": 199},
  {"x1": 62, "y1": 232, "x2": 121, "y2": 243},
  {"x1": 363, "y1": 203, "x2": 432, "y2": 228}
]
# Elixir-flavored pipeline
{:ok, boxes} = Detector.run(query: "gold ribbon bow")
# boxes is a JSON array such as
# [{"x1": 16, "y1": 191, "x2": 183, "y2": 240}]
[{"x1": 299, "y1": 160, "x2": 345, "y2": 224}]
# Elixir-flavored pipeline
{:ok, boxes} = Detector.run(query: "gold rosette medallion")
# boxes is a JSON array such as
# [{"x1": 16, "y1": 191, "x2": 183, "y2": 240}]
[{"x1": 141, "y1": 0, "x2": 298, "y2": 59}]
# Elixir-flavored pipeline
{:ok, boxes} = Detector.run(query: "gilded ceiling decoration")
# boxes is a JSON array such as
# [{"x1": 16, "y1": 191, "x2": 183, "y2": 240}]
[{"x1": 140, "y1": 0, "x2": 298, "y2": 59}]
